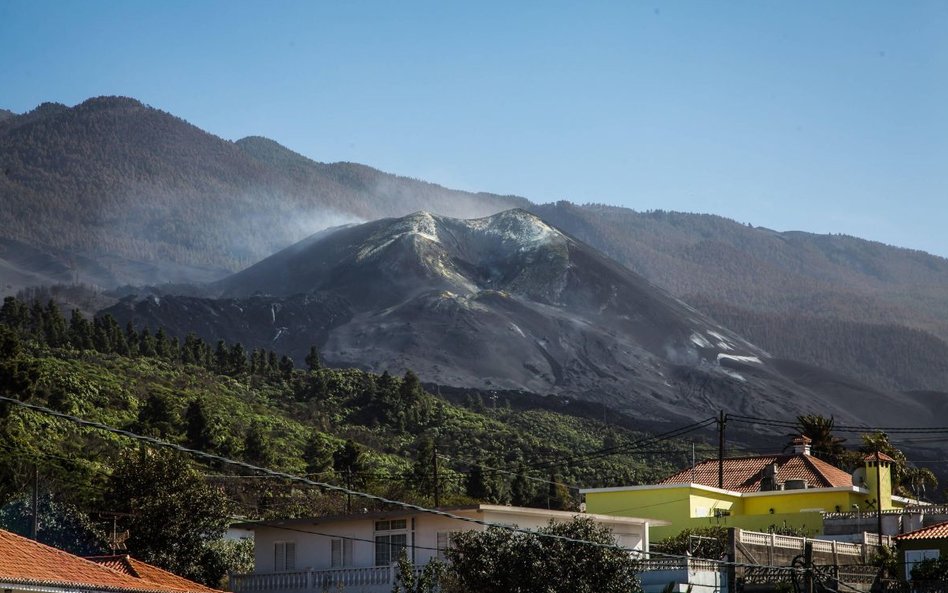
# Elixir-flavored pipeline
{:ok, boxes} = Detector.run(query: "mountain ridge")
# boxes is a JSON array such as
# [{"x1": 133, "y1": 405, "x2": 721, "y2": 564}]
[
  {"x1": 103, "y1": 209, "x2": 942, "y2": 429},
  {"x1": 3, "y1": 96, "x2": 948, "y2": 397},
  {"x1": 0, "y1": 96, "x2": 527, "y2": 289}
]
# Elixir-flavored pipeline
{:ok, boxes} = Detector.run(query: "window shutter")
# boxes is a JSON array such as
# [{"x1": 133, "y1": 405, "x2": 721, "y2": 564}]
[
  {"x1": 285, "y1": 542, "x2": 296, "y2": 570},
  {"x1": 274, "y1": 542, "x2": 285, "y2": 571}
]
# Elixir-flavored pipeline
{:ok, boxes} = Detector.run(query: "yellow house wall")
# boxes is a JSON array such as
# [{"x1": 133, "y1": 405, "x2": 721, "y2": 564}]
[
  {"x1": 689, "y1": 490, "x2": 743, "y2": 518},
  {"x1": 647, "y1": 512, "x2": 824, "y2": 541},
  {"x1": 584, "y1": 487, "x2": 874, "y2": 541},
  {"x1": 743, "y1": 490, "x2": 864, "y2": 515},
  {"x1": 584, "y1": 487, "x2": 694, "y2": 525},
  {"x1": 865, "y1": 463, "x2": 893, "y2": 510}
]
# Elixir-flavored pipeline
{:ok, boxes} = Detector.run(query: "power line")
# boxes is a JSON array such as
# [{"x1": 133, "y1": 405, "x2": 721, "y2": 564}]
[
  {"x1": 0, "y1": 395, "x2": 661, "y2": 557},
  {"x1": 240, "y1": 520, "x2": 442, "y2": 553},
  {"x1": 436, "y1": 452, "x2": 581, "y2": 491},
  {"x1": 524, "y1": 417, "x2": 718, "y2": 470},
  {"x1": 0, "y1": 394, "x2": 815, "y2": 573},
  {"x1": 729, "y1": 414, "x2": 948, "y2": 434}
]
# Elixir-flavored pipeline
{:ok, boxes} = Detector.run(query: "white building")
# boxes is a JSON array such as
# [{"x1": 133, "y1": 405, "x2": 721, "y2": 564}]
[{"x1": 230, "y1": 504, "x2": 665, "y2": 593}]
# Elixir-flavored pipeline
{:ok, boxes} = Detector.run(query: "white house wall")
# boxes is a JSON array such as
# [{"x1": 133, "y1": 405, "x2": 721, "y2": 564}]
[
  {"x1": 254, "y1": 517, "x2": 377, "y2": 571},
  {"x1": 252, "y1": 510, "x2": 649, "y2": 572}
]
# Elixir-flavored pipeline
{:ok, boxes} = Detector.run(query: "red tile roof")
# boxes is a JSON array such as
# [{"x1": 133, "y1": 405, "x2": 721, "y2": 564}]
[
  {"x1": 895, "y1": 521, "x2": 948, "y2": 541},
  {"x1": 863, "y1": 452, "x2": 896, "y2": 463},
  {"x1": 87, "y1": 556, "x2": 222, "y2": 593},
  {"x1": 660, "y1": 454, "x2": 855, "y2": 493},
  {"x1": 0, "y1": 529, "x2": 221, "y2": 593}
]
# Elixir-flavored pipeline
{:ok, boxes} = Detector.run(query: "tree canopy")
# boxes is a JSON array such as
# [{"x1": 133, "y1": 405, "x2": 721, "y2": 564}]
[{"x1": 443, "y1": 517, "x2": 641, "y2": 593}]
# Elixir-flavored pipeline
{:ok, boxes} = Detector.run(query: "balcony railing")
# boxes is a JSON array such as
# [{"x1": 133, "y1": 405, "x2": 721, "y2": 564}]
[{"x1": 231, "y1": 565, "x2": 427, "y2": 593}]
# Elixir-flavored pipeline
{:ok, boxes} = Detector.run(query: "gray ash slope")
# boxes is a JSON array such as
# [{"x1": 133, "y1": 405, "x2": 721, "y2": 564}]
[{"x1": 105, "y1": 209, "x2": 932, "y2": 426}]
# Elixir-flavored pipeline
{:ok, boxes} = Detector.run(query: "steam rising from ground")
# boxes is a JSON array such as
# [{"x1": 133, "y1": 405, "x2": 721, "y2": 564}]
[{"x1": 284, "y1": 208, "x2": 364, "y2": 243}]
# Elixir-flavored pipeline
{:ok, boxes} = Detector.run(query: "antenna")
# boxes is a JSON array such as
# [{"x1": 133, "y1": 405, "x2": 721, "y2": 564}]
[{"x1": 94, "y1": 511, "x2": 137, "y2": 554}]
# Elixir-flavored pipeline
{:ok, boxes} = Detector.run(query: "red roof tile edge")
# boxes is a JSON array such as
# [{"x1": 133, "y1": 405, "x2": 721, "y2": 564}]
[{"x1": 0, "y1": 529, "x2": 221, "y2": 593}]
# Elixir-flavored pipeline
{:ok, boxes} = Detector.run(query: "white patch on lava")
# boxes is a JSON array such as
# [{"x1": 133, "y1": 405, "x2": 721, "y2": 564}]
[
  {"x1": 690, "y1": 332, "x2": 712, "y2": 348},
  {"x1": 717, "y1": 353, "x2": 762, "y2": 365}
]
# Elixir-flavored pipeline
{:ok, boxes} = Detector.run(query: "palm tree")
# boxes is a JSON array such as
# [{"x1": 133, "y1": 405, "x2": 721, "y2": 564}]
[
  {"x1": 860, "y1": 431, "x2": 937, "y2": 499},
  {"x1": 793, "y1": 414, "x2": 847, "y2": 466},
  {"x1": 903, "y1": 466, "x2": 938, "y2": 500}
]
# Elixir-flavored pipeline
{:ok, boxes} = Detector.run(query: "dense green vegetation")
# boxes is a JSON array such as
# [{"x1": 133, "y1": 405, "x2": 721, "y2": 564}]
[
  {"x1": 0, "y1": 295, "x2": 697, "y2": 583},
  {"x1": 437, "y1": 517, "x2": 642, "y2": 593}
]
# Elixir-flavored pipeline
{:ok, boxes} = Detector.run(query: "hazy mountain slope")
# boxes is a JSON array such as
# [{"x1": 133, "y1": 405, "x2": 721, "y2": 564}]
[
  {"x1": 0, "y1": 97, "x2": 525, "y2": 292},
  {"x1": 529, "y1": 202, "x2": 948, "y2": 344},
  {"x1": 235, "y1": 136, "x2": 527, "y2": 218},
  {"x1": 103, "y1": 209, "x2": 938, "y2": 427},
  {"x1": 697, "y1": 300, "x2": 948, "y2": 393},
  {"x1": 4, "y1": 96, "x2": 947, "y2": 397}
]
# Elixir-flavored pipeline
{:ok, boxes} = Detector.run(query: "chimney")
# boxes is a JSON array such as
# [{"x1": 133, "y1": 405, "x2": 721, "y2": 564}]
[
  {"x1": 761, "y1": 462, "x2": 779, "y2": 491},
  {"x1": 792, "y1": 435, "x2": 812, "y2": 455}
]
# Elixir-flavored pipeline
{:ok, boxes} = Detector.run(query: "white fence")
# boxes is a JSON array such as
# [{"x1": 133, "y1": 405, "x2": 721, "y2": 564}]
[
  {"x1": 231, "y1": 565, "x2": 413, "y2": 593},
  {"x1": 737, "y1": 528, "x2": 890, "y2": 555}
]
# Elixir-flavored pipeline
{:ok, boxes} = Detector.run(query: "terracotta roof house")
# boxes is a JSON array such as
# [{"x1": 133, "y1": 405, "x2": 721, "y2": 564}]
[
  {"x1": 582, "y1": 437, "x2": 922, "y2": 540},
  {"x1": 85, "y1": 556, "x2": 222, "y2": 593},
  {"x1": 895, "y1": 521, "x2": 948, "y2": 581},
  {"x1": 0, "y1": 528, "x2": 222, "y2": 593},
  {"x1": 658, "y1": 450, "x2": 855, "y2": 492}
]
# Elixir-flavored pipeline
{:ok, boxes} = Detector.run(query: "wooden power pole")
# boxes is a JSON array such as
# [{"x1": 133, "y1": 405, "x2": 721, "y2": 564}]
[{"x1": 717, "y1": 411, "x2": 727, "y2": 489}]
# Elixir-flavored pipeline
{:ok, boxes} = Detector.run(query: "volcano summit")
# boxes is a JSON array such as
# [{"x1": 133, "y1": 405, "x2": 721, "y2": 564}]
[{"x1": 106, "y1": 209, "x2": 932, "y2": 425}]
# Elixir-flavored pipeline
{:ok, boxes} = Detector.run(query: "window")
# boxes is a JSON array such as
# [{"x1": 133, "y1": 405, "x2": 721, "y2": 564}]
[
  {"x1": 374, "y1": 518, "x2": 409, "y2": 566},
  {"x1": 905, "y1": 549, "x2": 939, "y2": 581},
  {"x1": 375, "y1": 533, "x2": 407, "y2": 566},
  {"x1": 274, "y1": 542, "x2": 296, "y2": 571},
  {"x1": 375, "y1": 519, "x2": 407, "y2": 531},
  {"x1": 436, "y1": 531, "x2": 456, "y2": 560},
  {"x1": 331, "y1": 538, "x2": 353, "y2": 568}
]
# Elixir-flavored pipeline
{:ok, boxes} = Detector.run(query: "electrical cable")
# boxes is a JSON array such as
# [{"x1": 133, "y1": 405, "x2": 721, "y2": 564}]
[
  {"x1": 524, "y1": 417, "x2": 718, "y2": 470},
  {"x1": 237, "y1": 520, "x2": 442, "y2": 553},
  {"x1": 0, "y1": 394, "x2": 821, "y2": 573},
  {"x1": 729, "y1": 415, "x2": 948, "y2": 434}
]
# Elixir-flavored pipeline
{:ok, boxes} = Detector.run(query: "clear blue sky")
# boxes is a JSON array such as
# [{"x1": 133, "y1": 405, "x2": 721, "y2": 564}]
[{"x1": 2, "y1": 1, "x2": 946, "y2": 256}]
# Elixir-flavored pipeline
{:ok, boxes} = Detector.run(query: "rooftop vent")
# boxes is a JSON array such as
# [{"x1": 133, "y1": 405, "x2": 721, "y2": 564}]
[
  {"x1": 760, "y1": 463, "x2": 780, "y2": 492},
  {"x1": 784, "y1": 479, "x2": 808, "y2": 490}
]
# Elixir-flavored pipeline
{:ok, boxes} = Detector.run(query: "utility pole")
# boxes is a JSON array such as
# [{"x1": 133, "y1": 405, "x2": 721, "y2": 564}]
[
  {"x1": 691, "y1": 441, "x2": 696, "y2": 484},
  {"x1": 804, "y1": 541, "x2": 814, "y2": 593},
  {"x1": 717, "y1": 411, "x2": 727, "y2": 489},
  {"x1": 31, "y1": 465, "x2": 39, "y2": 540},
  {"x1": 875, "y1": 450, "x2": 883, "y2": 547},
  {"x1": 432, "y1": 443, "x2": 440, "y2": 508},
  {"x1": 346, "y1": 468, "x2": 352, "y2": 514}
]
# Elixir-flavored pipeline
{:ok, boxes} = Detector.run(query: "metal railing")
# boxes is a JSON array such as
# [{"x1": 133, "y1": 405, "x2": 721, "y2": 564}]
[{"x1": 639, "y1": 558, "x2": 723, "y2": 573}]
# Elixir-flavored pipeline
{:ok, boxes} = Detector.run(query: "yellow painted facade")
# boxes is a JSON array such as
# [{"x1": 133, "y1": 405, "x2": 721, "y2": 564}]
[
  {"x1": 864, "y1": 459, "x2": 893, "y2": 510},
  {"x1": 583, "y1": 458, "x2": 904, "y2": 541}
]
